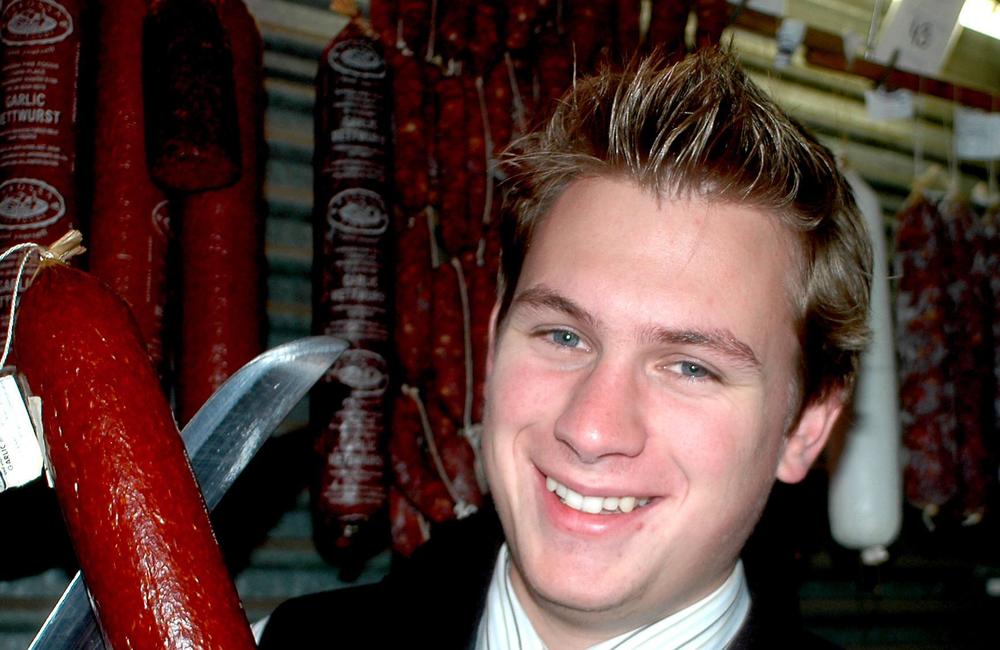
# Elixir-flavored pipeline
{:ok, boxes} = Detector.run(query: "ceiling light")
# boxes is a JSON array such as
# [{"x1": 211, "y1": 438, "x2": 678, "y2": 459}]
[{"x1": 959, "y1": 0, "x2": 1000, "y2": 40}]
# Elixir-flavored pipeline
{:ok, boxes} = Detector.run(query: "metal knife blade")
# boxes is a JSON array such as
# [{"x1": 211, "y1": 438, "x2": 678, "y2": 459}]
[{"x1": 28, "y1": 335, "x2": 347, "y2": 650}]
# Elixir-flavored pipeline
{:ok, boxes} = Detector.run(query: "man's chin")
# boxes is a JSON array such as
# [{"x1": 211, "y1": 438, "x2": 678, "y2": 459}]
[{"x1": 519, "y1": 566, "x2": 646, "y2": 624}]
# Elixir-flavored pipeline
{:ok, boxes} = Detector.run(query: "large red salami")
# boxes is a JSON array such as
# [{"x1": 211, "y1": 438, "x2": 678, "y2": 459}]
[
  {"x1": 311, "y1": 20, "x2": 391, "y2": 563},
  {"x1": 14, "y1": 242, "x2": 255, "y2": 649},
  {"x1": 176, "y1": 0, "x2": 265, "y2": 424},
  {"x1": 0, "y1": 0, "x2": 83, "y2": 342},
  {"x1": 87, "y1": 0, "x2": 171, "y2": 375}
]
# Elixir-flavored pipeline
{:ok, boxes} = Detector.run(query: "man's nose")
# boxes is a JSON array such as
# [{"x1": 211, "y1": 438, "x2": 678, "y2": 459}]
[{"x1": 553, "y1": 359, "x2": 646, "y2": 463}]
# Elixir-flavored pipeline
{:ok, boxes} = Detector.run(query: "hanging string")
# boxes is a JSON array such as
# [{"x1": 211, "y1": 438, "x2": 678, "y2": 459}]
[
  {"x1": 0, "y1": 230, "x2": 85, "y2": 369},
  {"x1": 0, "y1": 242, "x2": 44, "y2": 368}
]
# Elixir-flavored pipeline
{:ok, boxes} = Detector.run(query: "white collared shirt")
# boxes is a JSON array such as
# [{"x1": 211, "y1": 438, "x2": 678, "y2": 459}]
[{"x1": 475, "y1": 544, "x2": 750, "y2": 650}]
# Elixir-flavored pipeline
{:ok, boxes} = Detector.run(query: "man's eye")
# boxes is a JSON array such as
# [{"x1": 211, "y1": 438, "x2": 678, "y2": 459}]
[
  {"x1": 678, "y1": 361, "x2": 710, "y2": 379},
  {"x1": 548, "y1": 329, "x2": 581, "y2": 348}
]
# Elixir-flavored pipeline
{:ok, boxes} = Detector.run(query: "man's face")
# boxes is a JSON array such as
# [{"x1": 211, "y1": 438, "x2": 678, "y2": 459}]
[{"x1": 482, "y1": 177, "x2": 841, "y2": 639}]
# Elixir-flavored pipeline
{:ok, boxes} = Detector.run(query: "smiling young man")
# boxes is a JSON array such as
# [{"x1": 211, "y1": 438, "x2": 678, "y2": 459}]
[{"x1": 259, "y1": 48, "x2": 871, "y2": 649}]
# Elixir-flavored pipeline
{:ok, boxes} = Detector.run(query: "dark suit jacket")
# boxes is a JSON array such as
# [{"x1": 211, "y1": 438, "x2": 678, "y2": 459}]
[{"x1": 259, "y1": 509, "x2": 837, "y2": 649}]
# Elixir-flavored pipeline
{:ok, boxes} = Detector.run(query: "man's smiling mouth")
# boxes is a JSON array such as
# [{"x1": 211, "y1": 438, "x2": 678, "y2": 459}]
[{"x1": 545, "y1": 475, "x2": 652, "y2": 514}]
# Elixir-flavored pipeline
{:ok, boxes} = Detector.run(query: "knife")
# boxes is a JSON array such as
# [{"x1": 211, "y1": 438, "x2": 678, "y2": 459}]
[{"x1": 28, "y1": 335, "x2": 347, "y2": 650}]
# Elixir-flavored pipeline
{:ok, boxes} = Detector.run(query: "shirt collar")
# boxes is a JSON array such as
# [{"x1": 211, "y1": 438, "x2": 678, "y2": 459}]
[{"x1": 475, "y1": 544, "x2": 750, "y2": 650}]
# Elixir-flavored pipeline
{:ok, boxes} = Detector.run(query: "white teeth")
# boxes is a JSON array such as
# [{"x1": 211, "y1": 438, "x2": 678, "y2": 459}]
[{"x1": 545, "y1": 476, "x2": 649, "y2": 514}]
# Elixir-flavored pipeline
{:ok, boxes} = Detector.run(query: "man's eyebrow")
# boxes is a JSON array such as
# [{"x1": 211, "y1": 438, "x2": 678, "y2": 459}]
[
  {"x1": 511, "y1": 285, "x2": 601, "y2": 330},
  {"x1": 641, "y1": 326, "x2": 762, "y2": 370}
]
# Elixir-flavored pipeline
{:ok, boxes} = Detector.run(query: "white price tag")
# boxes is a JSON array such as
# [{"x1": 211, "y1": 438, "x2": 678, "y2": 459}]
[
  {"x1": 0, "y1": 372, "x2": 43, "y2": 492},
  {"x1": 873, "y1": 0, "x2": 963, "y2": 77},
  {"x1": 954, "y1": 106, "x2": 1000, "y2": 161},
  {"x1": 864, "y1": 87, "x2": 915, "y2": 121},
  {"x1": 774, "y1": 18, "x2": 806, "y2": 69},
  {"x1": 728, "y1": 0, "x2": 786, "y2": 16}
]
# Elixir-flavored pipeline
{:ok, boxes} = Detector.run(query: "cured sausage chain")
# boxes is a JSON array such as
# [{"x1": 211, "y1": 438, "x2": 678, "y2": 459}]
[
  {"x1": 311, "y1": 21, "x2": 392, "y2": 564},
  {"x1": 0, "y1": 0, "x2": 83, "y2": 343},
  {"x1": 10, "y1": 231, "x2": 256, "y2": 649}
]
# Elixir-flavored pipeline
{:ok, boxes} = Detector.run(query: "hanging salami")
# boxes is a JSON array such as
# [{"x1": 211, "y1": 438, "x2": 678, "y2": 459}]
[
  {"x1": 647, "y1": 0, "x2": 693, "y2": 61},
  {"x1": 389, "y1": 389, "x2": 455, "y2": 523},
  {"x1": 616, "y1": 0, "x2": 643, "y2": 59},
  {"x1": 894, "y1": 192, "x2": 959, "y2": 520},
  {"x1": 311, "y1": 20, "x2": 392, "y2": 563},
  {"x1": 694, "y1": 0, "x2": 730, "y2": 50},
  {"x1": 87, "y1": 0, "x2": 171, "y2": 376},
  {"x1": 14, "y1": 239, "x2": 255, "y2": 649},
  {"x1": 0, "y1": 0, "x2": 83, "y2": 342},
  {"x1": 176, "y1": 0, "x2": 265, "y2": 424},
  {"x1": 143, "y1": 0, "x2": 241, "y2": 192},
  {"x1": 938, "y1": 194, "x2": 993, "y2": 522}
]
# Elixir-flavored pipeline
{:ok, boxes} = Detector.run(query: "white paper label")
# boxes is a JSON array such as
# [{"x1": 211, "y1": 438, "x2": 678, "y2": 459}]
[
  {"x1": 775, "y1": 18, "x2": 807, "y2": 69},
  {"x1": 842, "y1": 29, "x2": 863, "y2": 66},
  {"x1": 728, "y1": 0, "x2": 786, "y2": 16},
  {"x1": 0, "y1": 372, "x2": 43, "y2": 491},
  {"x1": 874, "y1": 0, "x2": 963, "y2": 76},
  {"x1": 864, "y1": 87, "x2": 915, "y2": 121},
  {"x1": 954, "y1": 106, "x2": 1000, "y2": 161}
]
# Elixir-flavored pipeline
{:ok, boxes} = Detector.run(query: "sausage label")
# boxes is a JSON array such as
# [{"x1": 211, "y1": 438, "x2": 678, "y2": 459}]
[
  {"x1": 1, "y1": 0, "x2": 73, "y2": 46},
  {"x1": 0, "y1": 373, "x2": 43, "y2": 492},
  {"x1": 328, "y1": 40, "x2": 386, "y2": 79},
  {"x1": 0, "y1": 178, "x2": 65, "y2": 229},
  {"x1": 326, "y1": 188, "x2": 388, "y2": 236}
]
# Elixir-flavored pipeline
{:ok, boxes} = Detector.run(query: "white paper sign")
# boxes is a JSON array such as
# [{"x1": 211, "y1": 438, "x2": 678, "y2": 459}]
[
  {"x1": 954, "y1": 106, "x2": 1000, "y2": 160},
  {"x1": 0, "y1": 373, "x2": 43, "y2": 492},
  {"x1": 728, "y1": 0, "x2": 787, "y2": 16},
  {"x1": 874, "y1": 0, "x2": 963, "y2": 76},
  {"x1": 864, "y1": 88, "x2": 915, "y2": 121},
  {"x1": 774, "y1": 18, "x2": 807, "y2": 69}
]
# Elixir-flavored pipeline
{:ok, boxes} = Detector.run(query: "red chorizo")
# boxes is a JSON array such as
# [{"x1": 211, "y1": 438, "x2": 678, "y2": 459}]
[
  {"x1": 14, "y1": 248, "x2": 255, "y2": 649},
  {"x1": 394, "y1": 209, "x2": 435, "y2": 384},
  {"x1": 647, "y1": 0, "x2": 693, "y2": 62},
  {"x1": 894, "y1": 193, "x2": 959, "y2": 518},
  {"x1": 506, "y1": 0, "x2": 540, "y2": 51},
  {"x1": 433, "y1": 74, "x2": 469, "y2": 254},
  {"x1": 616, "y1": 0, "x2": 643, "y2": 59},
  {"x1": 389, "y1": 486, "x2": 431, "y2": 557},
  {"x1": 390, "y1": 51, "x2": 430, "y2": 213},
  {"x1": 389, "y1": 390, "x2": 455, "y2": 523},
  {"x1": 695, "y1": 0, "x2": 731, "y2": 50}
]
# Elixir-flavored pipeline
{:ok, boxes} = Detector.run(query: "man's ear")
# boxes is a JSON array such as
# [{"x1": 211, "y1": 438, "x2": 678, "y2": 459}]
[
  {"x1": 485, "y1": 303, "x2": 501, "y2": 376},
  {"x1": 776, "y1": 389, "x2": 845, "y2": 484}
]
